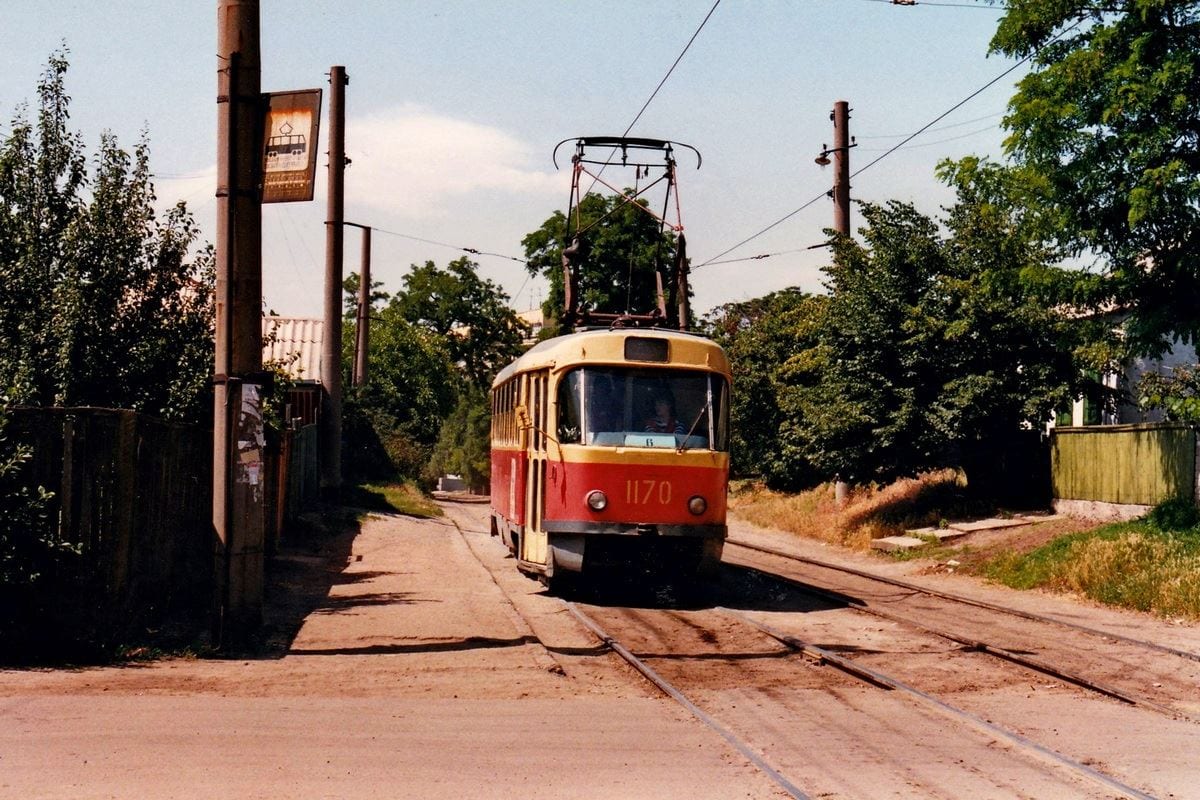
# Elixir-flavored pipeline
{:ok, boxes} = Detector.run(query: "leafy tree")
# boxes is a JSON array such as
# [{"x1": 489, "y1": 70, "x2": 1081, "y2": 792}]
[
  {"x1": 799, "y1": 203, "x2": 947, "y2": 484},
  {"x1": 390, "y1": 257, "x2": 526, "y2": 389},
  {"x1": 342, "y1": 271, "x2": 390, "y2": 318},
  {"x1": 1137, "y1": 365, "x2": 1200, "y2": 421},
  {"x1": 705, "y1": 289, "x2": 826, "y2": 487},
  {"x1": 985, "y1": 0, "x2": 1200, "y2": 356},
  {"x1": 340, "y1": 257, "x2": 522, "y2": 484},
  {"x1": 0, "y1": 52, "x2": 214, "y2": 423},
  {"x1": 0, "y1": 402, "x2": 56, "y2": 588},
  {"x1": 423, "y1": 389, "x2": 491, "y2": 492},
  {"x1": 342, "y1": 305, "x2": 456, "y2": 481},
  {"x1": 523, "y1": 192, "x2": 682, "y2": 331},
  {"x1": 792, "y1": 198, "x2": 1072, "y2": 491}
]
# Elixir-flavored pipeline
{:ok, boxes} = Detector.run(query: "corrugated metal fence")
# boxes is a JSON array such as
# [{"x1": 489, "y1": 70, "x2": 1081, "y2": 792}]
[{"x1": 1051, "y1": 423, "x2": 1196, "y2": 506}]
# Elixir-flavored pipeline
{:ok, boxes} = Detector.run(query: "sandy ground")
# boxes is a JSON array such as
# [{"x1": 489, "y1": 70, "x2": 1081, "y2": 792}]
[
  {"x1": 0, "y1": 508, "x2": 784, "y2": 800},
  {"x1": 3, "y1": 502, "x2": 1199, "y2": 799}
]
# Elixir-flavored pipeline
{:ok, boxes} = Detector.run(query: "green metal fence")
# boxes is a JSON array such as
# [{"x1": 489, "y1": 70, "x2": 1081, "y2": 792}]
[{"x1": 1051, "y1": 423, "x2": 1196, "y2": 506}]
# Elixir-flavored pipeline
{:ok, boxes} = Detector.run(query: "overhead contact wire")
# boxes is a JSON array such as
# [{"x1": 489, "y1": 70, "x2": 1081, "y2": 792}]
[
  {"x1": 584, "y1": 0, "x2": 721, "y2": 195},
  {"x1": 696, "y1": 19, "x2": 1083, "y2": 269},
  {"x1": 370, "y1": 226, "x2": 527, "y2": 264}
]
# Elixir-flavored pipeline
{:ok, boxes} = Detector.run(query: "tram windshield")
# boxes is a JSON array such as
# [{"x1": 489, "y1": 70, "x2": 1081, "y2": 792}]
[{"x1": 556, "y1": 367, "x2": 729, "y2": 450}]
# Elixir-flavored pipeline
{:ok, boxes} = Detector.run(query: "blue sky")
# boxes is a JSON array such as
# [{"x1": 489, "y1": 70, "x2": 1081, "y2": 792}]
[{"x1": 2, "y1": 1, "x2": 1019, "y2": 318}]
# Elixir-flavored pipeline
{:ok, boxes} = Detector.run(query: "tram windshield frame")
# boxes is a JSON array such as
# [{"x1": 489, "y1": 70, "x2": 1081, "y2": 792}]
[{"x1": 555, "y1": 366, "x2": 729, "y2": 451}]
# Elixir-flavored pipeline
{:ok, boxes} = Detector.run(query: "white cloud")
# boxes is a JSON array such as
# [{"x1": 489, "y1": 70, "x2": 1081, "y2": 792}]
[{"x1": 344, "y1": 105, "x2": 560, "y2": 218}]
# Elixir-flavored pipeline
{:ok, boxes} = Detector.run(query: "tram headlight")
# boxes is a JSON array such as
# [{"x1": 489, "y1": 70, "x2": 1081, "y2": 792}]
[
  {"x1": 586, "y1": 490, "x2": 608, "y2": 512},
  {"x1": 688, "y1": 495, "x2": 707, "y2": 516}
]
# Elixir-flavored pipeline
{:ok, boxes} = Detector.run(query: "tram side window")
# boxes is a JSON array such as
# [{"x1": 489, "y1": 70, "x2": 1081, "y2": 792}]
[
  {"x1": 556, "y1": 371, "x2": 582, "y2": 444},
  {"x1": 493, "y1": 380, "x2": 519, "y2": 447}
]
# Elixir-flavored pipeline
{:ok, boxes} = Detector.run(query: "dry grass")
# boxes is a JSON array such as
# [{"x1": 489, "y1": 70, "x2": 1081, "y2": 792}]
[
  {"x1": 729, "y1": 470, "x2": 974, "y2": 551},
  {"x1": 984, "y1": 525, "x2": 1200, "y2": 620}
]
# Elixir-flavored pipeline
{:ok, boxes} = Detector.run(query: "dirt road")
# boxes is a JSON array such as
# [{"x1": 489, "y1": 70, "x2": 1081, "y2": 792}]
[
  {"x1": 3, "y1": 503, "x2": 1198, "y2": 799},
  {"x1": 0, "y1": 507, "x2": 782, "y2": 800}
]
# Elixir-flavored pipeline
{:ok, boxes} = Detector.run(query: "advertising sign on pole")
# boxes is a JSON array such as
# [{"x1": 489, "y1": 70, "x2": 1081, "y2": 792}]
[{"x1": 261, "y1": 89, "x2": 323, "y2": 203}]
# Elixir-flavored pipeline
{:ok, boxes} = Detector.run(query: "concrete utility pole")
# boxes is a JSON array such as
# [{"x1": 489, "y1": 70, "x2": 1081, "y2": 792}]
[
  {"x1": 351, "y1": 224, "x2": 372, "y2": 387},
  {"x1": 832, "y1": 99, "x2": 851, "y2": 238},
  {"x1": 214, "y1": 0, "x2": 265, "y2": 644},
  {"x1": 321, "y1": 65, "x2": 348, "y2": 499},
  {"x1": 830, "y1": 99, "x2": 852, "y2": 507}
]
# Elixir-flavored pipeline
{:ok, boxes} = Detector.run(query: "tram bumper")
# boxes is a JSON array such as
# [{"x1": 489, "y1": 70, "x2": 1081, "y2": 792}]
[{"x1": 545, "y1": 522, "x2": 726, "y2": 575}]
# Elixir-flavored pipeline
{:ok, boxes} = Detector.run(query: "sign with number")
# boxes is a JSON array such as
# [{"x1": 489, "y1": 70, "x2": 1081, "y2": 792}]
[{"x1": 626, "y1": 479, "x2": 673, "y2": 506}]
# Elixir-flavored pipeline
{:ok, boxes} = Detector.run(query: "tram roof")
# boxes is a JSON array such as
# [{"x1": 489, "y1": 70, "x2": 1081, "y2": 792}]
[{"x1": 492, "y1": 327, "x2": 729, "y2": 388}]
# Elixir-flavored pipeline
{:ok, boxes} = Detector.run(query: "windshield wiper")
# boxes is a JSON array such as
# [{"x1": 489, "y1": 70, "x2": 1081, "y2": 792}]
[{"x1": 677, "y1": 407, "x2": 707, "y2": 453}]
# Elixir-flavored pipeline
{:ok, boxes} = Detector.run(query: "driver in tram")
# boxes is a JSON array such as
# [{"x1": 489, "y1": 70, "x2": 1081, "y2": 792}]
[{"x1": 644, "y1": 395, "x2": 685, "y2": 435}]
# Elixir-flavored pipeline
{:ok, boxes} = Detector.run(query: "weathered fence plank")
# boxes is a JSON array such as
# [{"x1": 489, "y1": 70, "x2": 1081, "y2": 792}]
[
  {"x1": 8, "y1": 408, "x2": 213, "y2": 633},
  {"x1": 6, "y1": 408, "x2": 321, "y2": 654},
  {"x1": 1051, "y1": 423, "x2": 1195, "y2": 506}
]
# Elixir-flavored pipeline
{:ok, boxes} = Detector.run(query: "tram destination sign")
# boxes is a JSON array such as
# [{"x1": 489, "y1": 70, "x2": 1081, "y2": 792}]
[{"x1": 261, "y1": 89, "x2": 323, "y2": 203}]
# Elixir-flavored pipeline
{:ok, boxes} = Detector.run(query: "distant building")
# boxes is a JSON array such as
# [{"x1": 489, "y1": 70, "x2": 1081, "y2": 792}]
[
  {"x1": 263, "y1": 316, "x2": 324, "y2": 427},
  {"x1": 517, "y1": 307, "x2": 544, "y2": 344},
  {"x1": 1054, "y1": 329, "x2": 1196, "y2": 427}
]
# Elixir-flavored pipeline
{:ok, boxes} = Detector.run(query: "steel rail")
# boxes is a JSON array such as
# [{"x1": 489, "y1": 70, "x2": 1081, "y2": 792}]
[
  {"x1": 728, "y1": 555, "x2": 1192, "y2": 722},
  {"x1": 728, "y1": 538, "x2": 1200, "y2": 664},
  {"x1": 718, "y1": 607, "x2": 1159, "y2": 800},
  {"x1": 563, "y1": 601, "x2": 813, "y2": 800}
]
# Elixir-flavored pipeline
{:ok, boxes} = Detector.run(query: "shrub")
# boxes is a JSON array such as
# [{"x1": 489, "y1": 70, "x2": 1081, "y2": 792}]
[{"x1": 1146, "y1": 497, "x2": 1200, "y2": 532}]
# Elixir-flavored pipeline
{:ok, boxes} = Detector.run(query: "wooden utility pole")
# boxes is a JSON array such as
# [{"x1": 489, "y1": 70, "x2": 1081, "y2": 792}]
[
  {"x1": 352, "y1": 224, "x2": 372, "y2": 386},
  {"x1": 214, "y1": 0, "x2": 265, "y2": 643},
  {"x1": 321, "y1": 66, "x2": 348, "y2": 499}
]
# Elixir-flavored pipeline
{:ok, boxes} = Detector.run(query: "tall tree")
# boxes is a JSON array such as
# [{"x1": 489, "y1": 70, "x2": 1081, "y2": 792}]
[
  {"x1": 391, "y1": 257, "x2": 526, "y2": 389},
  {"x1": 523, "y1": 192, "x2": 681, "y2": 331},
  {"x1": 988, "y1": 0, "x2": 1200, "y2": 356},
  {"x1": 793, "y1": 198, "x2": 1073, "y2": 490},
  {"x1": 0, "y1": 52, "x2": 214, "y2": 423},
  {"x1": 341, "y1": 303, "x2": 457, "y2": 480},
  {"x1": 705, "y1": 289, "x2": 826, "y2": 487}
]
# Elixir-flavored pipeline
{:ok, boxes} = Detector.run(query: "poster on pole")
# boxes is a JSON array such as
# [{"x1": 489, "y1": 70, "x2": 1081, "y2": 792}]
[{"x1": 261, "y1": 89, "x2": 323, "y2": 203}]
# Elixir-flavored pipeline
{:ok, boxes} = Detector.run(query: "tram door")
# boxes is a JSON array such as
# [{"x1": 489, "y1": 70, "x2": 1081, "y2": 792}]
[{"x1": 522, "y1": 369, "x2": 550, "y2": 567}]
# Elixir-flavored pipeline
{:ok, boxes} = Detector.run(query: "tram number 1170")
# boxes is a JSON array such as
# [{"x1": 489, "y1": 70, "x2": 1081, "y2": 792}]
[{"x1": 626, "y1": 479, "x2": 673, "y2": 506}]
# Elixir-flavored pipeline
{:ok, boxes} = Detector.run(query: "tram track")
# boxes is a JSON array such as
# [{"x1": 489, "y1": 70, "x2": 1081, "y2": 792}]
[
  {"x1": 565, "y1": 598, "x2": 1157, "y2": 800},
  {"x1": 728, "y1": 538, "x2": 1200, "y2": 664},
  {"x1": 445, "y1": 502, "x2": 1191, "y2": 797},
  {"x1": 725, "y1": 538, "x2": 1200, "y2": 723}
]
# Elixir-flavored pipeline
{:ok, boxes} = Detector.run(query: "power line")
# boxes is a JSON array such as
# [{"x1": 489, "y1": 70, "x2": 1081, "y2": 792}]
[
  {"x1": 696, "y1": 19, "x2": 1082, "y2": 269},
  {"x1": 623, "y1": 0, "x2": 722, "y2": 138},
  {"x1": 858, "y1": 122, "x2": 1001, "y2": 151},
  {"x1": 584, "y1": 0, "x2": 721, "y2": 194},
  {"x1": 370, "y1": 226, "x2": 527, "y2": 265},
  {"x1": 857, "y1": 111, "x2": 1003, "y2": 139},
  {"x1": 857, "y1": 0, "x2": 1008, "y2": 9}
]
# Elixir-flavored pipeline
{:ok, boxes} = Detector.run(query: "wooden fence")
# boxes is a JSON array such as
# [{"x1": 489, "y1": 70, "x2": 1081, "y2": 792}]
[
  {"x1": 1051, "y1": 423, "x2": 1196, "y2": 507},
  {"x1": 8, "y1": 408, "x2": 213, "y2": 640},
  {"x1": 6, "y1": 409, "x2": 320, "y2": 648}
]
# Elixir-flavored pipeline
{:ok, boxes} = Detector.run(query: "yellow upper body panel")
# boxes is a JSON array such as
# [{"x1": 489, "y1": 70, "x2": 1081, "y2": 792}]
[{"x1": 492, "y1": 328, "x2": 731, "y2": 388}]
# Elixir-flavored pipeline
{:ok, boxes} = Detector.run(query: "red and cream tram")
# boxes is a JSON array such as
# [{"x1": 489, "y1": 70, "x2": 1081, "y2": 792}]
[{"x1": 489, "y1": 327, "x2": 731, "y2": 590}]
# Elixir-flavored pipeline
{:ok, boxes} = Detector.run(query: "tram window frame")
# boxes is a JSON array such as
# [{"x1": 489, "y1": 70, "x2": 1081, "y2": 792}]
[{"x1": 554, "y1": 366, "x2": 730, "y2": 451}]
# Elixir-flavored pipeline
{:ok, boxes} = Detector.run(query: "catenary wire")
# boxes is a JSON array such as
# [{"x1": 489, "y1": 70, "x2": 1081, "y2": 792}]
[
  {"x1": 858, "y1": 0, "x2": 1008, "y2": 9},
  {"x1": 583, "y1": 0, "x2": 721, "y2": 195},
  {"x1": 369, "y1": 226, "x2": 527, "y2": 264},
  {"x1": 696, "y1": 18, "x2": 1083, "y2": 269},
  {"x1": 622, "y1": 0, "x2": 722, "y2": 138}
]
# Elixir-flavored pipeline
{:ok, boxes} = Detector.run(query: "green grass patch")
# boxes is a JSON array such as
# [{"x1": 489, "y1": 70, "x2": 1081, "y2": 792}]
[
  {"x1": 344, "y1": 481, "x2": 444, "y2": 519},
  {"x1": 982, "y1": 520, "x2": 1200, "y2": 619}
]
